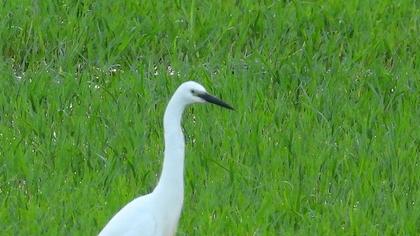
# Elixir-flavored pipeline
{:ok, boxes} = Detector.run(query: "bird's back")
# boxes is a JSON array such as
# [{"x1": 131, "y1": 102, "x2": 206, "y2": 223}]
[{"x1": 99, "y1": 194, "x2": 159, "y2": 236}]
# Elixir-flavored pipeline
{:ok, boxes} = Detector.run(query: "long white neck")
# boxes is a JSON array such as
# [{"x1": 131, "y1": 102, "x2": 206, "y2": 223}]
[{"x1": 153, "y1": 93, "x2": 186, "y2": 205}]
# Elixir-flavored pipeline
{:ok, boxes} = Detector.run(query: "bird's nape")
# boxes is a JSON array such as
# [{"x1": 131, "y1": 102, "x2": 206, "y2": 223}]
[{"x1": 99, "y1": 81, "x2": 232, "y2": 236}]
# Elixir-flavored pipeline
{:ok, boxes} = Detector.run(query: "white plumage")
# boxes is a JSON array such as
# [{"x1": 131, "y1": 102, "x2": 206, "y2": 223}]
[{"x1": 99, "y1": 81, "x2": 233, "y2": 236}]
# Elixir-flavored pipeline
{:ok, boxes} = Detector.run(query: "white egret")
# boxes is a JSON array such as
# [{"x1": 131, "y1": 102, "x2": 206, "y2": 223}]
[{"x1": 99, "y1": 81, "x2": 233, "y2": 236}]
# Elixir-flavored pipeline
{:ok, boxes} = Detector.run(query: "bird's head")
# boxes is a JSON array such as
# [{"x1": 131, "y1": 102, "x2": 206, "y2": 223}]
[{"x1": 177, "y1": 81, "x2": 234, "y2": 110}]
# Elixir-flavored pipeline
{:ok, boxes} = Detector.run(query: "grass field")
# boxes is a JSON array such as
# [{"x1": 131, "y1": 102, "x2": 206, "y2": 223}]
[{"x1": 0, "y1": 0, "x2": 419, "y2": 235}]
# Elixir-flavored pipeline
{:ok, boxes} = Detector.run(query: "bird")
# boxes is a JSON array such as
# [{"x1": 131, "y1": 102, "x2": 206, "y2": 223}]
[{"x1": 99, "y1": 81, "x2": 233, "y2": 236}]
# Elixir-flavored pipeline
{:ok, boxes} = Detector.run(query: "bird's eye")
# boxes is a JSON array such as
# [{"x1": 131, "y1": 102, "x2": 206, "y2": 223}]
[{"x1": 190, "y1": 89, "x2": 195, "y2": 94}]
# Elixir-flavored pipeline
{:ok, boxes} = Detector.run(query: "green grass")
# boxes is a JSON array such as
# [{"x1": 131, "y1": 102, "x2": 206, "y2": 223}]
[{"x1": 0, "y1": 0, "x2": 419, "y2": 235}]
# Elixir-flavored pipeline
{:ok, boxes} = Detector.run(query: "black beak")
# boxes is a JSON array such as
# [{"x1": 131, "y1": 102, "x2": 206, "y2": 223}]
[{"x1": 197, "y1": 93, "x2": 234, "y2": 110}]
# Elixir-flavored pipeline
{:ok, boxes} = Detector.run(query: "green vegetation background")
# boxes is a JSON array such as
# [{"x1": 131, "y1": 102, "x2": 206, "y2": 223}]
[{"x1": 0, "y1": 0, "x2": 418, "y2": 235}]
